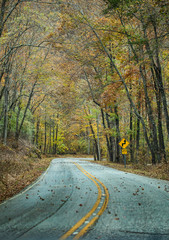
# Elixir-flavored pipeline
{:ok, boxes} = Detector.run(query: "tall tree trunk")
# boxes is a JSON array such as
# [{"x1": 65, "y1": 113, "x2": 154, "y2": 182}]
[
  {"x1": 101, "y1": 108, "x2": 111, "y2": 161},
  {"x1": 151, "y1": 67, "x2": 166, "y2": 162},
  {"x1": 135, "y1": 92, "x2": 141, "y2": 163},
  {"x1": 151, "y1": 19, "x2": 169, "y2": 139},
  {"x1": 15, "y1": 104, "x2": 21, "y2": 141},
  {"x1": 93, "y1": 140, "x2": 97, "y2": 161},
  {"x1": 15, "y1": 82, "x2": 24, "y2": 141},
  {"x1": 157, "y1": 71, "x2": 169, "y2": 139},
  {"x1": 87, "y1": 126, "x2": 90, "y2": 155},
  {"x1": 96, "y1": 112, "x2": 101, "y2": 160},
  {"x1": 114, "y1": 104, "x2": 120, "y2": 162},
  {"x1": 53, "y1": 124, "x2": 58, "y2": 154},
  {"x1": 106, "y1": 112, "x2": 114, "y2": 162},
  {"x1": 89, "y1": 118, "x2": 99, "y2": 161},
  {"x1": 15, "y1": 81, "x2": 37, "y2": 140},
  {"x1": 156, "y1": 95, "x2": 166, "y2": 162},
  {"x1": 153, "y1": 58, "x2": 169, "y2": 140},
  {"x1": 44, "y1": 116, "x2": 47, "y2": 154},
  {"x1": 136, "y1": 88, "x2": 141, "y2": 153},
  {"x1": 129, "y1": 103, "x2": 134, "y2": 162},
  {"x1": 140, "y1": 64, "x2": 160, "y2": 164},
  {"x1": 84, "y1": 106, "x2": 100, "y2": 160},
  {"x1": 36, "y1": 117, "x2": 40, "y2": 147},
  {"x1": 3, "y1": 76, "x2": 9, "y2": 145},
  {"x1": 140, "y1": 21, "x2": 167, "y2": 162},
  {"x1": 129, "y1": 79, "x2": 134, "y2": 162},
  {"x1": 49, "y1": 124, "x2": 51, "y2": 154},
  {"x1": 53, "y1": 123, "x2": 55, "y2": 154}
]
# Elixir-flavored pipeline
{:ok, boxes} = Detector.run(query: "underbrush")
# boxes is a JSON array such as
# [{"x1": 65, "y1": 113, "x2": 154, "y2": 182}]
[
  {"x1": 92, "y1": 160, "x2": 169, "y2": 181},
  {"x1": 0, "y1": 138, "x2": 52, "y2": 203}
]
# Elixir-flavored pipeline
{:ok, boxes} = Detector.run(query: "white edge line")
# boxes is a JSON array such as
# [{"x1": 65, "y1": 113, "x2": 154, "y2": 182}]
[{"x1": 0, "y1": 161, "x2": 52, "y2": 206}]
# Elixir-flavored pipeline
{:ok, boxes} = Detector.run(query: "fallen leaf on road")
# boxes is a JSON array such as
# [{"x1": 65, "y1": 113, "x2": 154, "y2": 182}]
[{"x1": 39, "y1": 196, "x2": 44, "y2": 201}]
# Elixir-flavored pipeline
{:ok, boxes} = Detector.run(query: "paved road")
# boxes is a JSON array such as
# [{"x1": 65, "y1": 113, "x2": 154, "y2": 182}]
[{"x1": 0, "y1": 158, "x2": 169, "y2": 240}]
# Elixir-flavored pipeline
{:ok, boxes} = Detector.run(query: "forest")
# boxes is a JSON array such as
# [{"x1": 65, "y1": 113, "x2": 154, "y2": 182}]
[{"x1": 0, "y1": 0, "x2": 169, "y2": 166}]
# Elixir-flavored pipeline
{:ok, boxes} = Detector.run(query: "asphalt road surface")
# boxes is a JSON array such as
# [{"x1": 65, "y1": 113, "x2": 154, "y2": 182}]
[{"x1": 0, "y1": 158, "x2": 169, "y2": 240}]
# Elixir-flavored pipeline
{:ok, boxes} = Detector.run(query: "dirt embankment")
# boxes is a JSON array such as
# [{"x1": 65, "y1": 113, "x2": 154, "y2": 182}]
[
  {"x1": 91, "y1": 161, "x2": 169, "y2": 181},
  {"x1": 0, "y1": 138, "x2": 52, "y2": 203}
]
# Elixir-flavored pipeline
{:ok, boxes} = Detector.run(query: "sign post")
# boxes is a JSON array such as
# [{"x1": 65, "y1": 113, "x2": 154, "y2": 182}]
[
  {"x1": 124, "y1": 155, "x2": 126, "y2": 168},
  {"x1": 119, "y1": 138, "x2": 129, "y2": 168}
]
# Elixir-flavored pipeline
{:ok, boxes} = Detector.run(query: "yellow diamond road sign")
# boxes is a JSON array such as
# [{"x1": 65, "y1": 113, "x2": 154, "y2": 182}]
[{"x1": 119, "y1": 138, "x2": 129, "y2": 148}]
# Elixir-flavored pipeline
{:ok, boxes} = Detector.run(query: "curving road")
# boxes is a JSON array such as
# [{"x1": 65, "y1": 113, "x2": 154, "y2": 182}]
[{"x1": 0, "y1": 158, "x2": 169, "y2": 240}]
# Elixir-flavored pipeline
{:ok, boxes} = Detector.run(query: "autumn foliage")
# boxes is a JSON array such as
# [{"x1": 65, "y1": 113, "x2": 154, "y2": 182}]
[{"x1": 0, "y1": 0, "x2": 168, "y2": 167}]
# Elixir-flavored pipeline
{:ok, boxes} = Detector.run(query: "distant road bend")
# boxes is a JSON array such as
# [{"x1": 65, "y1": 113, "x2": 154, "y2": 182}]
[{"x1": 0, "y1": 158, "x2": 169, "y2": 240}]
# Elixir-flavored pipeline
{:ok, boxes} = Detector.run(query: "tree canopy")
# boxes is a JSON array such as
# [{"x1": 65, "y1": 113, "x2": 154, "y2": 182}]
[{"x1": 0, "y1": 0, "x2": 168, "y2": 164}]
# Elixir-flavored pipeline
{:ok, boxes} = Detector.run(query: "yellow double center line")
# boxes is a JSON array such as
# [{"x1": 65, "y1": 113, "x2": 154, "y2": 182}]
[{"x1": 60, "y1": 162, "x2": 109, "y2": 240}]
